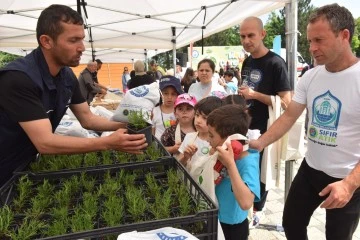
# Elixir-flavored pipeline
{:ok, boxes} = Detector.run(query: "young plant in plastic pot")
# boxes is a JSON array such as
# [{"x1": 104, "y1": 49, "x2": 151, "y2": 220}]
[{"x1": 126, "y1": 110, "x2": 153, "y2": 146}]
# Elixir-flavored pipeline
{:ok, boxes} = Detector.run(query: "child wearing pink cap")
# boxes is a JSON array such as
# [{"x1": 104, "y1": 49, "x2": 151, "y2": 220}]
[{"x1": 160, "y1": 93, "x2": 197, "y2": 158}]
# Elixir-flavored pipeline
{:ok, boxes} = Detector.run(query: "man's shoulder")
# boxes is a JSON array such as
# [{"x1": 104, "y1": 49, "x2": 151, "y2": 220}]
[
  {"x1": 0, "y1": 70, "x2": 30, "y2": 79},
  {"x1": 79, "y1": 68, "x2": 92, "y2": 78},
  {"x1": 264, "y1": 51, "x2": 286, "y2": 65},
  {"x1": 0, "y1": 70, "x2": 33, "y2": 88}
]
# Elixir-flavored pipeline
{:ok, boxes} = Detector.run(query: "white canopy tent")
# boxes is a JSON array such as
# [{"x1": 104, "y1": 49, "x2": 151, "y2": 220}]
[{"x1": 1, "y1": 0, "x2": 289, "y2": 63}]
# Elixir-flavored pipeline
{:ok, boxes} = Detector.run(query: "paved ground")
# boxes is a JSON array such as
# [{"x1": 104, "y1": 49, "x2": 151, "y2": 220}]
[{"x1": 248, "y1": 156, "x2": 360, "y2": 240}]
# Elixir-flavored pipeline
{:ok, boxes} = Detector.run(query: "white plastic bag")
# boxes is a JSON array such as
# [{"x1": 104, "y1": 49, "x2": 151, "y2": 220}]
[
  {"x1": 55, "y1": 120, "x2": 89, "y2": 138},
  {"x1": 112, "y1": 82, "x2": 160, "y2": 123},
  {"x1": 92, "y1": 106, "x2": 114, "y2": 120},
  {"x1": 117, "y1": 227, "x2": 199, "y2": 240}
]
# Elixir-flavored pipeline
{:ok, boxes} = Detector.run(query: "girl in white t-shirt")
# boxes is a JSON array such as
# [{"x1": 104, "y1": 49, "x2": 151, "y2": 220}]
[
  {"x1": 152, "y1": 76, "x2": 183, "y2": 140},
  {"x1": 177, "y1": 96, "x2": 223, "y2": 172}
]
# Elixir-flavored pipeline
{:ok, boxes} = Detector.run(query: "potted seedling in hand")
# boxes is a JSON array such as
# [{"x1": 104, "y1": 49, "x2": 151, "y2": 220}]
[{"x1": 126, "y1": 110, "x2": 152, "y2": 146}]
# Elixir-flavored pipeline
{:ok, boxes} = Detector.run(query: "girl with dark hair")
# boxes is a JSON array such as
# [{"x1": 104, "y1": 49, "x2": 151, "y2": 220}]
[{"x1": 181, "y1": 67, "x2": 196, "y2": 93}]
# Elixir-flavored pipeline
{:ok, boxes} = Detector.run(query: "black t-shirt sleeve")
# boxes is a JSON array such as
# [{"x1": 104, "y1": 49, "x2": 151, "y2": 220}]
[
  {"x1": 0, "y1": 71, "x2": 48, "y2": 122},
  {"x1": 272, "y1": 56, "x2": 291, "y2": 92}
]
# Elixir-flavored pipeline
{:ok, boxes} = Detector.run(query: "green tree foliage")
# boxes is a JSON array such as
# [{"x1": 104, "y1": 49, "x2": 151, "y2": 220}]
[
  {"x1": 0, "y1": 51, "x2": 20, "y2": 68},
  {"x1": 264, "y1": 0, "x2": 315, "y2": 63},
  {"x1": 263, "y1": 12, "x2": 286, "y2": 49},
  {"x1": 200, "y1": 26, "x2": 240, "y2": 46},
  {"x1": 353, "y1": 17, "x2": 360, "y2": 57},
  {"x1": 153, "y1": 26, "x2": 240, "y2": 70},
  {"x1": 296, "y1": 0, "x2": 316, "y2": 63}
]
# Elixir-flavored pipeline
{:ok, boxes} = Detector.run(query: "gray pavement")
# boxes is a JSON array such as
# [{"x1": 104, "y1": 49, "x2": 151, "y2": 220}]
[{"x1": 249, "y1": 155, "x2": 360, "y2": 240}]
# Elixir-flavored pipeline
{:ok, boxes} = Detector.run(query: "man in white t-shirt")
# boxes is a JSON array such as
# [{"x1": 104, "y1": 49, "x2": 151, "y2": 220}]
[{"x1": 251, "y1": 4, "x2": 360, "y2": 240}]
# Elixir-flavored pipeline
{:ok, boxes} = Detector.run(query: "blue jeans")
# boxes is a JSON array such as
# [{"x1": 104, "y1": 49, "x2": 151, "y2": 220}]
[{"x1": 283, "y1": 159, "x2": 360, "y2": 240}]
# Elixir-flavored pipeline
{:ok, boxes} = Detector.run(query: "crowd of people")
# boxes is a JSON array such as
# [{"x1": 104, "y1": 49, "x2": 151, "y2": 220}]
[{"x1": 0, "y1": 3, "x2": 359, "y2": 240}]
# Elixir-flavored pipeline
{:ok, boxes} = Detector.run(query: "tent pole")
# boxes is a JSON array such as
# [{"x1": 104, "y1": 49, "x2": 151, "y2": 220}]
[
  {"x1": 144, "y1": 49, "x2": 148, "y2": 71},
  {"x1": 172, "y1": 27, "x2": 176, "y2": 76},
  {"x1": 284, "y1": 0, "x2": 298, "y2": 201}
]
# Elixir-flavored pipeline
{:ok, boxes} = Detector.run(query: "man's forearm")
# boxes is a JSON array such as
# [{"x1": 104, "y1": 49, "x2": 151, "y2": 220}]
[
  {"x1": 82, "y1": 114, "x2": 125, "y2": 131},
  {"x1": 344, "y1": 161, "x2": 360, "y2": 192},
  {"x1": 40, "y1": 134, "x2": 110, "y2": 154},
  {"x1": 253, "y1": 91, "x2": 272, "y2": 106},
  {"x1": 96, "y1": 82, "x2": 108, "y2": 90},
  {"x1": 71, "y1": 103, "x2": 125, "y2": 131}
]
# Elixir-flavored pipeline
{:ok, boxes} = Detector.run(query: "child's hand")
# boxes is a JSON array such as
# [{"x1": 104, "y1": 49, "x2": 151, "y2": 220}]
[
  {"x1": 172, "y1": 142, "x2": 182, "y2": 153},
  {"x1": 216, "y1": 142, "x2": 235, "y2": 169},
  {"x1": 183, "y1": 144, "x2": 197, "y2": 160}
]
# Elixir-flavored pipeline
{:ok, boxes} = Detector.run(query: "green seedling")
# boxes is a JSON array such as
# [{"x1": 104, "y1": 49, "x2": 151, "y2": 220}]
[
  {"x1": 102, "y1": 195, "x2": 124, "y2": 227},
  {"x1": 80, "y1": 173, "x2": 96, "y2": 192},
  {"x1": 149, "y1": 188, "x2": 172, "y2": 220},
  {"x1": 84, "y1": 152, "x2": 98, "y2": 167},
  {"x1": 0, "y1": 205, "x2": 13, "y2": 237},
  {"x1": 43, "y1": 219, "x2": 68, "y2": 237},
  {"x1": 81, "y1": 192, "x2": 98, "y2": 219},
  {"x1": 145, "y1": 173, "x2": 161, "y2": 198},
  {"x1": 144, "y1": 142, "x2": 162, "y2": 160},
  {"x1": 13, "y1": 175, "x2": 33, "y2": 212},
  {"x1": 8, "y1": 218, "x2": 47, "y2": 240},
  {"x1": 125, "y1": 186, "x2": 147, "y2": 222},
  {"x1": 70, "y1": 209, "x2": 94, "y2": 233},
  {"x1": 127, "y1": 110, "x2": 149, "y2": 130}
]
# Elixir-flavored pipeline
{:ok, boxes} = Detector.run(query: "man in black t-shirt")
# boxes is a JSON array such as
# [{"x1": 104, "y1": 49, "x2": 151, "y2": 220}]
[
  {"x1": 239, "y1": 16, "x2": 291, "y2": 228},
  {"x1": 0, "y1": 5, "x2": 147, "y2": 187}
]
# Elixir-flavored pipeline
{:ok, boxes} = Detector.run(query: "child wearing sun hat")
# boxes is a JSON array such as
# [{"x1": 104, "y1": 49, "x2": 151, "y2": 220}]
[{"x1": 152, "y1": 75, "x2": 183, "y2": 140}]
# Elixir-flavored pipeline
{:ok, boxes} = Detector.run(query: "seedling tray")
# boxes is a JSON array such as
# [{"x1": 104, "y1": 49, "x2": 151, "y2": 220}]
[
  {"x1": 0, "y1": 158, "x2": 217, "y2": 240},
  {"x1": 14, "y1": 136, "x2": 171, "y2": 176}
]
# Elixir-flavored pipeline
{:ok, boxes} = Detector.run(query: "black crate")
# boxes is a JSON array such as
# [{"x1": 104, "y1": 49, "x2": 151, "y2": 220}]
[
  {"x1": 14, "y1": 136, "x2": 171, "y2": 176},
  {"x1": 0, "y1": 158, "x2": 218, "y2": 240}
]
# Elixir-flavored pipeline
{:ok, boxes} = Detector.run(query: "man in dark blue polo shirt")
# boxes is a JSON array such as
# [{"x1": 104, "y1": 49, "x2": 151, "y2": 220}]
[{"x1": 0, "y1": 4, "x2": 147, "y2": 187}]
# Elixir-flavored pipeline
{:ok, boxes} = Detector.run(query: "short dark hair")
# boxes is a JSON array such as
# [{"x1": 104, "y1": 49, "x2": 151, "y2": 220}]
[
  {"x1": 309, "y1": 3, "x2": 354, "y2": 44},
  {"x1": 194, "y1": 96, "x2": 223, "y2": 116},
  {"x1": 197, "y1": 59, "x2": 215, "y2": 73},
  {"x1": 207, "y1": 105, "x2": 250, "y2": 139},
  {"x1": 95, "y1": 59, "x2": 102, "y2": 64},
  {"x1": 223, "y1": 94, "x2": 246, "y2": 109},
  {"x1": 130, "y1": 70, "x2": 136, "y2": 79},
  {"x1": 149, "y1": 59, "x2": 157, "y2": 66},
  {"x1": 224, "y1": 70, "x2": 234, "y2": 78},
  {"x1": 36, "y1": 4, "x2": 83, "y2": 46}
]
